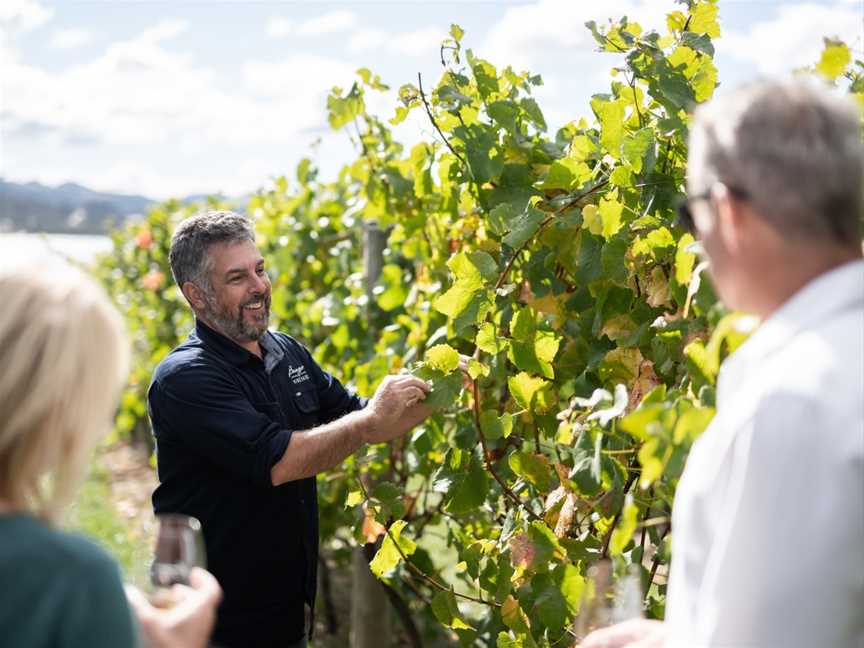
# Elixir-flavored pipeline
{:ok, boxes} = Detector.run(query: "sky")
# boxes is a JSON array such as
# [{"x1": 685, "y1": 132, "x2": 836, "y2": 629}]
[{"x1": 1, "y1": 0, "x2": 862, "y2": 200}]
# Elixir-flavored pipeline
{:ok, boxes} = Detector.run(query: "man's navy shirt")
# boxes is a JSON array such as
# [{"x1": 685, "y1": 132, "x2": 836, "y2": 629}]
[{"x1": 148, "y1": 320, "x2": 365, "y2": 647}]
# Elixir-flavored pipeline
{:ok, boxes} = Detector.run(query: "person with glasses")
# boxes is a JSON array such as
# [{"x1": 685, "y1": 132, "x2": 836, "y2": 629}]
[{"x1": 583, "y1": 78, "x2": 864, "y2": 647}]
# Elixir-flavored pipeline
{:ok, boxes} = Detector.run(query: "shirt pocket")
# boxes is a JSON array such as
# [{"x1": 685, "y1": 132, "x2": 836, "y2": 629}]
[{"x1": 289, "y1": 385, "x2": 320, "y2": 428}]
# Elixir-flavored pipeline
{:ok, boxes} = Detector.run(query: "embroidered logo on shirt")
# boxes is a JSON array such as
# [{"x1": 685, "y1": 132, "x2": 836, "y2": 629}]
[{"x1": 288, "y1": 364, "x2": 310, "y2": 385}]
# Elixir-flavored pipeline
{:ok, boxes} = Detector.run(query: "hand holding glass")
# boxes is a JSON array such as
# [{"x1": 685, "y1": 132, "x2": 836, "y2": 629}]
[{"x1": 149, "y1": 514, "x2": 206, "y2": 608}]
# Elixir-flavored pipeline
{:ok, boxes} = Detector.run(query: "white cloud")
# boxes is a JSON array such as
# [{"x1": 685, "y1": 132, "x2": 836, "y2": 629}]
[
  {"x1": 482, "y1": 0, "x2": 668, "y2": 71},
  {"x1": 297, "y1": 10, "x2": 356, "y2": 36},
  {"x1": 391, "y1": 26, "x2": 446, "y2": 57},
  {"x1": 347, "y1": 29, "x2": 387, "y2": 53},
  {"x1": 266, "y1": 16, "x2": 293, "y2": 39},
  {"x1": 0, "y1": 16, "x2": 378, "y2": 197},
  {"x1": 719, "y1": 3, "x2": 863, "y2": 76},
  {"x1": 266, "y1": 10, "x2": 357, "y2": 39},
  {"x1": 49, "y1": 28, "x2": 90, "y2": 50},
  {"x1": 0, "y1": 0, "x2": 53, "y2": 32},
  {"x1": 346, "y1": 25, "x2": 445, "y2": 58},
  {"x1": 137, "y1": 19, "x2": 188, "y2": 43}
]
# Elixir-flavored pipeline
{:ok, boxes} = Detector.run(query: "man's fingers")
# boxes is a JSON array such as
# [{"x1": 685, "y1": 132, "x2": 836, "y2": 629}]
[
  {"x1": 392, "y1": 375, "x2": 432, "y2": 393},
  {"x1": 403, "y1": 386, "x2": 427, "y2": 407}
]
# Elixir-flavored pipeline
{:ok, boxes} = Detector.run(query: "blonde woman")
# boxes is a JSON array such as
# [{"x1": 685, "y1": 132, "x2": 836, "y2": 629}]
[{"x1": 0, "y1": 260, "x2": 221, "y2": 648}]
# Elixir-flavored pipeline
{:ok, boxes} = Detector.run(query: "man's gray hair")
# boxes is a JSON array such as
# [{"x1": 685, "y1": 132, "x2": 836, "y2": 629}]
[
  {"x1": 169, "y1": 210, "x2": 255, "y2": 290},
  {"x1": 688, "y1": 77, "x2": 863, "y2": 245}
]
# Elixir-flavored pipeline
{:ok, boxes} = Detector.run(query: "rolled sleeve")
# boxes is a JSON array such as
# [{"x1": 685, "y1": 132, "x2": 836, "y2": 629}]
[{"x1": 149, "y1": 368, "x2": 291, "y2": 488}]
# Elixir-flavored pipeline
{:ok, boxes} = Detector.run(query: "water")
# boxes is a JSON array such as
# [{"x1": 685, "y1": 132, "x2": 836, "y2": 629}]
[{"x1": 0, "y1": 232, "x2": 113, "y2": 268}]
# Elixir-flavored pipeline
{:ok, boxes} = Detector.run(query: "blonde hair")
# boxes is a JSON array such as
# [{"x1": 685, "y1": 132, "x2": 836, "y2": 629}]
[{"x1": 0, "y1": 261, "x2": 130, "y2": 522}]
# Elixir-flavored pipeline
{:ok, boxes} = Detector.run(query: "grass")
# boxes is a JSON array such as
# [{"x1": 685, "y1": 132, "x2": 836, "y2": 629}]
[{"x1": 64, "y1": 458, "x2": 153, "y2": 588}]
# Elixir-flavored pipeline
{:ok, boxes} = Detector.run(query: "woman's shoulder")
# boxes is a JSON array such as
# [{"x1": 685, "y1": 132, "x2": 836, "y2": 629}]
[
  {"x1": 0, "y1": 514, "x2": 136, "y2": 648},
  {"x1": 0, "y1": 513, "x2": 123, "y2": 587}
]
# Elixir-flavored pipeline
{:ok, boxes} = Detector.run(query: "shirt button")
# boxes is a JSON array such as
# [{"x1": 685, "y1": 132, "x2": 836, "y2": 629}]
[{"x1": 295, "y1": 391, "x2": 301, "y2": 397}]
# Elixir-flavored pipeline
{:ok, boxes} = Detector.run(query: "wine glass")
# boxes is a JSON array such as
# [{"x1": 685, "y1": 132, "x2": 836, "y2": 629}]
[
  {"x1": 573, "y1": 559, "x2": 643, "y2": 640},
  {"x1": 149, "y1": 514, "x2": 206, "y2": 607}
]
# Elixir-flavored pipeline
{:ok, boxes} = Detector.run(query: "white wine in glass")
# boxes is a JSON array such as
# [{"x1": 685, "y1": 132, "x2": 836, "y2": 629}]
[{"x1": 573, "y1": 559, "x2": 643, "y2": 641}]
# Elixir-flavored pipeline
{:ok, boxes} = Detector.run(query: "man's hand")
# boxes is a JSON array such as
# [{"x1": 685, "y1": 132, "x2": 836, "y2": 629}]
[
  {"x1": 579, "y1": 619, "x2": 667, "y2": 648},
  {"x1": 125, "y1": 567, "x2": 222, "y2": 648},
  {"x1": 363, "y1": 374, "x2": 432, "y2": 444}
]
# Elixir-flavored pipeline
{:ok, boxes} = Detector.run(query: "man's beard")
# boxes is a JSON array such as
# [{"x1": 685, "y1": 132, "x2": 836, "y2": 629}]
[{"x1": 202, "y1": 291, "x2": 271, "y2": 343}]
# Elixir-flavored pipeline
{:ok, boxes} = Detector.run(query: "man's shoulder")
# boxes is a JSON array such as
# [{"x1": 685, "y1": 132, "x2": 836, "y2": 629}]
[
  {"x1": 267, "y1": 331, "x2": 318, "y2": 366},
  {"x1": 775, "y1": 305, "x2": 863, "y2": 396},
  {"x1": 151, "y1": 336, "x2": 231, "y2": 390},
  {"x1": 268, "y1": 330, "x2": 307, "y2": 353}
]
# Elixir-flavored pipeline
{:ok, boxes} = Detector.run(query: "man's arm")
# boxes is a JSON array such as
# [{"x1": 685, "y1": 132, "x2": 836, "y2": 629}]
[{"x1": 271, "y1": 374, "x2": 431, "y2": 485}]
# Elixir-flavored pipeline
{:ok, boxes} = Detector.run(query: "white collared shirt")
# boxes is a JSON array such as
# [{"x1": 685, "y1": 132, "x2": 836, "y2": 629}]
[{"x1": 665, "y1": 260, "x2": 864, "y2": 648}]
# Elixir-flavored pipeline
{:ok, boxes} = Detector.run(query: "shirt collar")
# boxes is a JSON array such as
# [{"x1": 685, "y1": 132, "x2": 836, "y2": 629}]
[
  {"x1": 193, "y1": 319, "x2": 283, "y2": 372},
  {"x1": 721, "y1": 258, "x2": 864, "y2": 384}
]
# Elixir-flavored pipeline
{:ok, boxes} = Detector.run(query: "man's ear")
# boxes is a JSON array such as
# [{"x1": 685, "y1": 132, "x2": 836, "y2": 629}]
[
  {"x1": 712, "y1": 184, "x2": 746, "y2": 254},
  {"x1": 182, "y1": 281, "x2": 207, "y2": 311}
]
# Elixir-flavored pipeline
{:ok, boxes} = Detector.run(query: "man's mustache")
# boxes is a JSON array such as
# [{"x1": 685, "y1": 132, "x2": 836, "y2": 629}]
[{"x1": 240, "y1": 292, "x2": 271, "y2": 308}]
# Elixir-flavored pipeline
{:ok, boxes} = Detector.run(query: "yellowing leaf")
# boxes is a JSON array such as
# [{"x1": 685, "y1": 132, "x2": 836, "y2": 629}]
[
  {"x1": 689, "y1": 2, "x2": 721, "y2": 37},
  {"x1": 590, "y1": 96, "x2": 626, "y2": 155},
  {"x1": 369, "y1": 519, "x2": 416, "y2": 577},
  {"x1": 582, "y1": 204, "x2": 603, "y2": 236},
  {"x1": 569, "y1": 134, "x2": 598, "y2": 161},
  {"x1": 345, "y1": 490, "x2": 364, "y2": 508},
  {"x1": 673, "y1": 405, "x2": 715, "y2": 445},
  {"x1": 599, "y1": 347, "x2": 643, "y2": 384},
  {"x1": 816, "y1": 40, "x2": 851, "y2": 81},
  {"x1": 645, "y1": 266, "x2": 672, "y2": 308},
  {"x1": 508, "y1": 372, "x2": 549, "y2": 411},
  {"x1": 476, "y1": 322, "x2": 506, "y2": 354},
  {"x1": 600, "y1": 314, "x2": 639, "y2": 342},
  {"x1": 501, "y1": 595, "x2": 530, "y2": 633},
  {"x1": 609, "y1": 496, "x2": 638, "y2": 555},
  {"x1": 674, "y1": 233, "x2": 696, "y2": 286},
  {"x1": 468, "y1": 359, "x2": 489, "y2": 379},
  {"x1": 426, "y1": 344, "x2": 460, "y2": 374},
  {"x1": 535, "y1": 333, "x2": 560, "y2": 364},
  {"x1": 509, "y1": 452, "x2": 553, "y2": 493},
  {"x1": 666, "y1": 10, "x2": 687, "y2": 34},
  {"x1": 598, "y1": 192, "x2": 625, "y2": 240},
  {"x1": 524, "y1": 291, "x2": 565, "y2": 319}
]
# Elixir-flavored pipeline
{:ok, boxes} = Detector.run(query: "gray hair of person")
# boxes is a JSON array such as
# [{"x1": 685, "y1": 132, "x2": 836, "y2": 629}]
[
  {"x1": 168, "y1": 210, "x2": 256, "y2": 292},
  {"x1": 688, "y1": 76, "x2": 863, "y2": 246}
]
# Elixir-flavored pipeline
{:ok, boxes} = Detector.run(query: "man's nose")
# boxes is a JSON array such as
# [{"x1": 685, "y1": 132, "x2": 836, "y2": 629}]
[{"x1": 251, "y1": 272, "x2": 267, "y2": 293}]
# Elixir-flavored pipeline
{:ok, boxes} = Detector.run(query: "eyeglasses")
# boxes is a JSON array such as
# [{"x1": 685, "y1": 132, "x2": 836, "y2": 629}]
[{"x1": 675, "y1": 185, "x2": 750, "y2": 233}]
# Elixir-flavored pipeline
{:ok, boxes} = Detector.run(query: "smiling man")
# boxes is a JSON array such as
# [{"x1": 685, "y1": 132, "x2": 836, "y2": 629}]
[{"x1": 148, "y1": 211, "x2": 431, "y2": 648}]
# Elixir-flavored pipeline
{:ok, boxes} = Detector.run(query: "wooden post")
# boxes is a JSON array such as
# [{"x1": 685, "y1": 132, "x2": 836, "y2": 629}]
[{"x1": 350, "y1": 221, "x2": 392, "y2": 648}]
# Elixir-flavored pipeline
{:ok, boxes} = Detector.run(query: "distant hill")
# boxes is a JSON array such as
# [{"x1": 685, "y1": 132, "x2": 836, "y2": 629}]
[
  {"x1": 0, "y1": 179, "x2": 247, "y2": 235},
  {"x1": 0, "y1": 179, "x2": 155, "y2": 234}
]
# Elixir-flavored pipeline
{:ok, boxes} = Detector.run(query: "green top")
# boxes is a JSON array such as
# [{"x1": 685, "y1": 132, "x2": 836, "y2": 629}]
[{"x1": 0, "y1": 513, "x2": 138, "y2": 648}]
